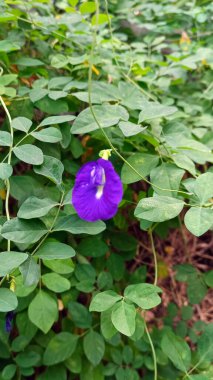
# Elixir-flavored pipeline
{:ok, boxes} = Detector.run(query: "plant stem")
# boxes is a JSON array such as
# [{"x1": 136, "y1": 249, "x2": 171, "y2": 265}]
[
  {"x1": 148, "y1": 229, "x2": 158, "y2": 286},
  {"x1": 0, "y1": 95, "x2": 13, "y2": 252},
  {"x1": 145, "y1": 322, "x2": 158, "y2": 380}
]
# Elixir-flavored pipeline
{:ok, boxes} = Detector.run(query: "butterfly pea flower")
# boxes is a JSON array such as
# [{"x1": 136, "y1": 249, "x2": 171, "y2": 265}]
[
  {"x1": 72, "y1": 151, "x2": 123, "y2": 222},
  {"x1": 5, "y1": 311, "x2": 14, "y2": 333}
]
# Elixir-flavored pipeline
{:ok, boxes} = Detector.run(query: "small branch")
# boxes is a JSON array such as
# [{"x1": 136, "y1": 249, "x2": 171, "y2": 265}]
[
  {"x1": 0, "y1": 95, "x2": 13, "y2": 252},
  {"x1": 148, "y1": 229, "x2": 158, "y2": 286}
]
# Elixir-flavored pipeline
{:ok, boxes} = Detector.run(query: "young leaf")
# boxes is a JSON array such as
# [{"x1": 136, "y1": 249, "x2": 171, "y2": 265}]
[
  {"x1": 124, "y1": 283, "x2": 162, "y2": 310},
  {"x1": 111, "y1": 301, "x2": 136, "y2": 336},
  {"x1": 28, "y1": 290, "x2": 58, "y2": 333},
  {"x1": 89, "y1": 291, "x2": 123, "y2": 312}
]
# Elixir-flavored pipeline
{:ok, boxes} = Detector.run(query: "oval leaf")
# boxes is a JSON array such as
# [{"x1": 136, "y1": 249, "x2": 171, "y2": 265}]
[
  {"x1": 0, "y1": 289, "x2": 18, "y2": 312},
  {"x1": 13, "y1": 144, "x2": 43, "y2": 165},
  {"x1": 35, "y1": 242, "x2": 76, "y2": 260},
  {"x1": 0, "y1": 251, "x2": 28, "y2": 277}
]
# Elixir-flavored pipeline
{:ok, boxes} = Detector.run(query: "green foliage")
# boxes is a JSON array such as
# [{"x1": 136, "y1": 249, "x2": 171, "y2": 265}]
[{"x1": 0, "y1": 0, "x2": 212, "y2": 379}]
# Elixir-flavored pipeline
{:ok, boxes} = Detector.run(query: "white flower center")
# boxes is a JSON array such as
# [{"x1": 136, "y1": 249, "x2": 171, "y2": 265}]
[{"x1": 95, "y1": 170, "x2": 106, "y2": 199}]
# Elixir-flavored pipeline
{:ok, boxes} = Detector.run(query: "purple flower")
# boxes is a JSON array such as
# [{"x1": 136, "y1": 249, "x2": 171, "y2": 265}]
[
  {"x1": 72, "y1": 158, "x2": 123, "y2": 222},
  {"x1": 5, "y1": 311, "x2": 14, "y2": 333}
]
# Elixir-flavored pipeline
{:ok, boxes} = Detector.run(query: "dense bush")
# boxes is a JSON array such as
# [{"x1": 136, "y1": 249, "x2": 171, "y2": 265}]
[{"x1": 0, "y1": 0, "x2": 213, "y2": 379}]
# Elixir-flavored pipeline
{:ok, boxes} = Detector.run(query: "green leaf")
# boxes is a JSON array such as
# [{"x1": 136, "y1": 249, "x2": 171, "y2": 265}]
[
  {"x1": 78, "y1": 237, "x2": 108, "y2": 257},
  {"x1": 28, "y1": 290, "x2": 58, "y2": 333},
  {"x1": 121, "y1": 153, "x2": 159, "y2": 184},
  {"x1": 0, "y1": 288, "x2": 18, "y2": 312},
  {"x1": 184, "y1": 207, "x2": 213, "y2": 236},
  {"x1": 54, "y1": 215, "x2": 106, "y2": 235},
  {"x1": 111, "y1": 301, "x2": 136, "y2": 336},
  {"x1": 0, "y1": 40, "x2": 20, "y2": 52},
  {"x1": 19, "y1": 256, "x2": 40, "y2": 287},
  {"x1": 15, "y1": 351, "x2": 40, "y2": 368},
  {"x1": 91, "y1": 13, "x2": 109, "y2": 25},
  {"x1": 35, "y1": 242, "x2": 76, "y2": 260},
  {"x1": 11, "y1": 117, "x2": 32, "y2": 133},
  {"x1": 161, "y1": 331, "x2": 191, "y2": 371},
  {"x1": 35, "y1": 97, "x2": 68, "y2": 115},
  {"x1": 13, "y1": 144, "x2": 44, "y2": 165},
  {"x1": 16, "y1": 57, "x2": 44, "y2": 66},
  {"x1": 0, "y1": 74, "x2": 17, "y2": 86},
  {"x1": 15, "y1": 276, "x2": 37, "y2": 297},
  {"x1": 124, "y1": 283, "x2": 162, "y2": 309},
  {"x1": 43, "y1": 332, "x2": 78, "y2": 365},
  {"x1": 90, "y1": 291, "x2": 123, "y2": 312},
  {"x1": 118, "y1": 121, "x2": 145, "y2": 137},
  {"x1": 51, "y1": 54, "x2": 70, "y2": 69},
  {"x1": 135, "y1": 196, "x2": 184, "y2": 222},
  {"x1": 0, "y1": 251, "x2": 28, "y2": 276},
  {"x1": 139, "y1": 102, "x2": 177, "y2": 122},
  {"x1": 0, "y1": 163, "x2": 13, "y2": 180},
  {"x1": 172, "y1": 154, "x2": 196, "y2": 176},
  {"x1": 100, "y1": 309, "x2": 117, "y2": 340},
  {"x1": 31, "y1": 127, "x2": 62, "y2": 143},
  {"x1": 42, "y1": 273, "x2": 70, "y2": 293},
  {"x1": 39, "y1": 115, "x2": 75, "y2": 127},
  {"x1": 48, "y1": 90, "x2": 68, "y2": 100},
  {"x1": 194, "y1": 172, "x2": 213, "y2": 204},
  {"x1": 1, "y1": 218, "x2": 48, "y2": 244},
  {"x1": 29, "y1": 89, "x2": 49, "y2": 102},
  {"x1": 43, "y1": 258, "x2": 75, "y2": 274},
  {"x1": 18, "y1": 197, "x2": 58, "y2": 219},
  {"x1": 68, "y1": 301, "x2": 92, "y2": 328},
  {"x1": 34, "y1": 155, "x2": 64, "y2": 185},
  {"x1": 150, "y1": 163, "x2": 184, "y2": 197},
  {"x1": 71, "y1": 105, "x2": 129, "y2": 134},
  {"x1": 80, "y1": 1, "x2": 96, "y2": 14},
  {"x1": 2, "y1": 364, "x2": 17, "y2": 380},
  {"x1": 187, "y1": 275, "x2": 207, "y2": 304},
  {"x1": 0, "y1": 131, "x2": 12, "y2": 146},
  {"x1": 83, "y1": 330, "x2": 105, "y2": 366},
  {"x1": 204, "y1": 270, "x2": 213, "y2": 288},
  {"x1": 197, "y1": 324, "x2": 213, "y2": 362}
]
